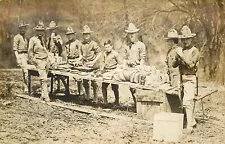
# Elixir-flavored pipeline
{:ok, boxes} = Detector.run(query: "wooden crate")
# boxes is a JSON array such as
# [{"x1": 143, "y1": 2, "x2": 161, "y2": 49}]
[{"x1": 136, "y1": 89, "x2": 182, "y2": 121}]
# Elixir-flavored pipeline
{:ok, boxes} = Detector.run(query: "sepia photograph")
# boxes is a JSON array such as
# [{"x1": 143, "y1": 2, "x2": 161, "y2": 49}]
[{"x1": 0, "y1": 0, "x2": 224, "y2": 143}]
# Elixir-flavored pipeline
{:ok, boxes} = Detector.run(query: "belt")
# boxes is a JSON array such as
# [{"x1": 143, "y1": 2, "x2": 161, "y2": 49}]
[
  {"x1": 68, "y1": 57, "x2": 79, "y2": 60},
  {"x1": 18, "y1": 51, "x2": 27, "y2": 54},
  {"x1": 105, "y1": 67, "x2": 116, "y2": 71}
]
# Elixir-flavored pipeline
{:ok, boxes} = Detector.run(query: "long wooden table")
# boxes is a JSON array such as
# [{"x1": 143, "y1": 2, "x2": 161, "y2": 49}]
[
  {"x1": 26, "y1": 66, "x2": 217, "y2": 119},
  {"x1": 27, "y1": 68, "x2": 176, "y2": 96}
]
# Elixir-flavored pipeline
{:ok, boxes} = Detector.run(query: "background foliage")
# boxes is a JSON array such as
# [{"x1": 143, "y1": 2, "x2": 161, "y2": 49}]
[{"x1": 0, "y1": 0, "x2": 224, "y2": 84}]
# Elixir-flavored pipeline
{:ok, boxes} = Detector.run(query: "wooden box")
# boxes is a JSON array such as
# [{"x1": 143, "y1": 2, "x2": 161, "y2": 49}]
[
  {"x1": 153, "y1": 112, "x2": 184, "y2": 142},
  {"x1": 136, "y1": 89, "x2": 182, "y2": 121}
]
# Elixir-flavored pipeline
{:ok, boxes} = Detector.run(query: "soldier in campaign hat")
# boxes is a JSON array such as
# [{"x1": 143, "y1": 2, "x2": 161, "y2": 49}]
[
  {"x1": 28, "y1": 21, "x2": 50, "y2": 102},
  {"x1": 77, "y1": 25, "x2": 102, "y2": 102},
  {"x1": 13, "y1": 21, "x2": 29, "y2": 93},
  {"x1": 65, "y1": 26, "x2": 83, "y2": 95},
  {"x1": 122, "y1": 23, "x2": 146, "y2": 107},
  {"x1": 165, "y1": 29, "x2": 181, "y2": 87},
  {"x1": 175, "y1": 25, "x2": 200, "y2": 133}
]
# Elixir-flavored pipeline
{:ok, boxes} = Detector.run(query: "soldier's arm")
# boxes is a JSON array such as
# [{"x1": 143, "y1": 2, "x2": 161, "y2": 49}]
[
  {"x1": 77, "y1": 42, "x2": 83, "y2": 61},
  {"x1": 13, "y1": 36, "x2": 20, "y2": 61},
  {"x1": 28, "y1": 38, "x2": 35, "y2": 63},
  {"x1": 93, "y1": 42, "x2": 102, "y2": 63},
  {"x1": 123, "y1": 45, "x2": 129, "y2": 67},
  {"x1": 178, "y1": 48, "x2": 200, "y2": 68},
  {"x1": 100, "y1": 54, "x2": 106, "y2": 71},
  {"x1": 115, "y1": 52, "x2": 123, "y2": 65},
  {"x1": 140, "y1": 44, "x2": 146, "y2": 66}
]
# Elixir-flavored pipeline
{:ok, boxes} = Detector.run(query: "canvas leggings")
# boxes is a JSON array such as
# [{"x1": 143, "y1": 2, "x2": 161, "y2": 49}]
[
  {"x1": 35, "y1": 59, "x2": 49, "y2": 99},
  {"x1": 102, "y1": 82, "x2": 119, "y2": 104},
  {"x1": 17, "y1": 53, "x2": 28, "y2": 90},
  {"x1": 83, "y1": 79, "x2": 98, "y2": 101},
  {"x1": 181, "y1": 75, "x2": 197, "y2": 128}
]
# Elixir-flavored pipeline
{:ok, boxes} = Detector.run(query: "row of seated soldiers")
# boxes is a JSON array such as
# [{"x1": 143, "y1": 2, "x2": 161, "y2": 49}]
[
  {"x1": 13, "y1": 21, "x2": 146, "y2": 106},
  {"x1": 14, "y1": 20, "x2": 199, "y2": 132}
]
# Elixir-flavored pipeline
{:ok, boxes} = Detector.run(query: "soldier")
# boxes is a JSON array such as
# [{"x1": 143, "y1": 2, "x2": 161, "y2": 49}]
[
  {"x1": 122, "y1": 23, "x2": 146, "y2": 105},
  {"x1": 101, "y1": 40, "x2": 122, "y2": 105},
  {"x1": 46, "y1": 21, "x2": 64, "y2": 92},
  {"x1": 46, "y1": 21, "x2": 63, "y2": 57},
  {"x1": 28, "y1": 21, "x2": 50, "y2": 102},
  {"x1": 13, "y1": 21, "x2": 29, "y2": 93},
  {"x1": 78, "y1": 25, "x2": 102, "y2": 102},
  {"x1": 65, "y1": 26, "x2": 82, "y2": 95},
  {"x1": 165, "y1": 29, "x2": 180, "y2": 87},
  {"x1": 175, "y1": 25, "x2": 200, "y2": 132},
  {"x1": 65, "y1": 26, "x2": 81, "y2": 63}
]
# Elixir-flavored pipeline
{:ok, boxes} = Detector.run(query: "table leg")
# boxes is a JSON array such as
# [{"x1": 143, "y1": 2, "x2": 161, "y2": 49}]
[
  {"x1": 28, "y1": 72, "x2": 31, "y2": 96},
  {"x1": 50, "y1": 75, "x2": 54, "y2": 94},
  {"x1": 65, "y1": 76, "x2": 70, "y2": 96}
]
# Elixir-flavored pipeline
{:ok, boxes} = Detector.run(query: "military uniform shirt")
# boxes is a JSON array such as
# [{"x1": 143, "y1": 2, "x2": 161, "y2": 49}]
[
  {"x1": 166, "y1": 44, "x2": 180, "y2": 75},
  {"x1": 179, "y1": 46, "x2": 200, "y2": 75},
  {"x1": 123, "y1": 41, "x2": 146, "y2": 65},
  {"x1": 103, "y1": 50, "x2": 122, "y2": 70},
  {"x1": 47, "y1": 34, "x2": 63, "y2": 55},
  {"x1": 28, "y1": 36, "x2": 48, "y2": 60},
  {"x1": 66, "y1": 39, "x2": 81, "y2": 59},
  {"x1": 13, "y1": 34, "x2": 28, "y2": 53},
  {"x1": 80, "y1": 40, "x2": 101, "y2": 62}
]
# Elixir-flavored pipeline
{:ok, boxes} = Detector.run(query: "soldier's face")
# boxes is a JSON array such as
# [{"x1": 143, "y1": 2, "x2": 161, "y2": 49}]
[
  {"x1": 83, "y1": 33, "x2": 91, "y2": 41},
  {"x1": 105, "y1": 44, "x2": 113, "y2": 52},
  {"x1": 67, "y1": 33, "x2": 74, "y2": 40},
  {"x1": 182, "y1": 38, "x2": 192, "y2": 48},
  {"x1": 36, "y1": 30, "x2": 45, "y2": 37},
  {"x1": 128, "y1": 33, "x2": 137, "y2": 43},
  {"x1": 19, "y1": 27, "x2": 26, "y2": 35}
]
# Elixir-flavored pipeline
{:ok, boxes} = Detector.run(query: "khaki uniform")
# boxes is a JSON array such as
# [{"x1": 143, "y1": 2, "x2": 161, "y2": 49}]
[
  {"x1": 13, "y1": 34, "x2": 29, "y2": 90},
  {"x1": 122, "y1": 40, "x2": 146, "y2": 104},
  {"x1": 80, "y1": 40, "x2": 101, "y2": 100},
  {"x1": 66, "y1": 39, "x2": 81, "y2": 60},
  {"x1": 47, "y1": 34, "x2": 63, "y2": 56},
  {"x1": 166, "y1": 44, "x2": 180, "y2": 87},
  {"x1": 123, "y1": 41, "x2": 146, "y2": 66},
  {"x1": 102, "y1": 50, "x2": 122, "y2": 104},
  {"x1": 28, "y1": 36, "x2": 49, "y2": 99},
  {"x1": 176, "y1": 46, "x2": 200, "y2": 128},
  {"x1": 66, "y1": 39, "x2": 82, "y2": 95}
]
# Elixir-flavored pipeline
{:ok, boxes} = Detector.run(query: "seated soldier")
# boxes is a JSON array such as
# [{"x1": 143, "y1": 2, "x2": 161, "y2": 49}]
[
  {"x1": 65, "y1": 26, "x2": 83, "y2": 95},
  {"x1": 101, "y1": 40, "x2": 122, "y2": 105}
]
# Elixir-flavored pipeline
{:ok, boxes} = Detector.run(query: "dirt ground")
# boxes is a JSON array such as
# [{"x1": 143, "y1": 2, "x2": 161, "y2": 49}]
[{"x1": 0, "y1": 70, "x2": 225, "y2": 144}]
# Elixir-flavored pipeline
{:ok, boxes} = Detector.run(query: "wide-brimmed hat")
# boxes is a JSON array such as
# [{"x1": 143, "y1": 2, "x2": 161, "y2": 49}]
[
  {"x1": 33, "y1": 21, "x2": 46, "y2": 31},
  {"x1": 66, "y1": 26, "x2": 75, "y2": 35},
  {"x1": 164, "y1": 29, "x2": 179, "y2": 39},
  {"x1": 125, "y1": 23, "x2": 139, "y2": 33},
  {"x1": 18, "y1": 21, "x2": 29, "y2": 28},
  {"x1": 82, "y1": 25, "x2": 93, "y2": 34},
  {"x1": 47, "y1": 21, "x2": 58, "y2": 30},
  {"x1": 179, "y1": 25, "x2": 196, "y2": 39}
]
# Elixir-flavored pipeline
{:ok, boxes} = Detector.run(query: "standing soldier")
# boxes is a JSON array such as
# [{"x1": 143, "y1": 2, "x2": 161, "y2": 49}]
[
  {"x1": 78, "y1": 25, "x2": 102, "y2": 102},
  {"x1": 28, "y1": 21, "x2": 50, "y2": 102},
  {"x1": 101, "y1": 40, "x2": 122, "y2": 106},
  {"x1": 165, "y1": 29, "x2": 180, "y2": 87},
  {"x1": 175, "y1": 25, "x2": 200, "y2": 132},
  {"x1": 122, "y1": 23, "x2": 146, "y2": 105},
  {"x1": 65, "y1": 26, "x2": 82, "y2": 95},
  {"x1": 13, "y1": 21, "x2": 29, "y2": 94},
  {"x1": 46, "y1": 21, "x2": 63, "y2": 57},
  {"x1": 46, "y1": 21, "x2": 64, "y2": 92}
]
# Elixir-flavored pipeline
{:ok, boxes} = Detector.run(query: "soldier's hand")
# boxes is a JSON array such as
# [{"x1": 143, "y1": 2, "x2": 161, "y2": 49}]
[
  {"x1": 87, "y1": 61, "x2": 94, "y2": 67},
  {"x1": 176, "y1": 48, "x2": 183, "y2": 57},
  {"x1": 16, "y1": 59, "x2": 22, "y2": 66}
]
